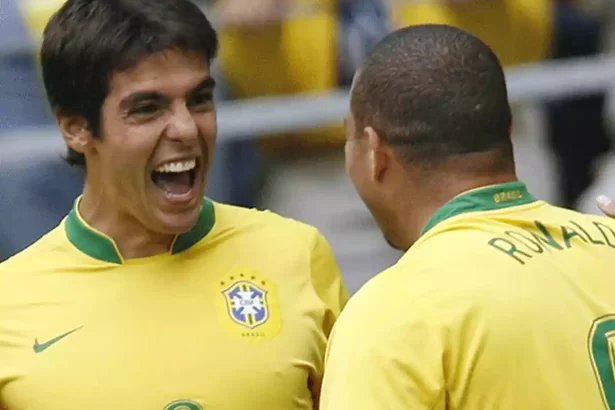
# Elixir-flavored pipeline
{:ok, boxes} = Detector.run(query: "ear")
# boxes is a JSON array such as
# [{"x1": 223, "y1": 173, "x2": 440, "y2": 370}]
[
  {"x1": 364, "y1": 126, "x2": 390, "y2": 182},
  {"x1": 57, "y1": 112, "x2": 93, "y2": 156}
]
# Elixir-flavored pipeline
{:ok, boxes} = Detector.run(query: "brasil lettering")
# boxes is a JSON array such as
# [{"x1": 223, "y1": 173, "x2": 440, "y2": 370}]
[
  {"x1": 493, "y1": 189, "x2": 523, "y2": 204},
  {"x1": 488, "y1": 220, "x2": 615, "y2": 265}
]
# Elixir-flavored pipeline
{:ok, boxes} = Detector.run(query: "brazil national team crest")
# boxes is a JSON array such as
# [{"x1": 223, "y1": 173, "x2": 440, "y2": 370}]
[
  {"x1": 223, "y1": 280, "x2": 269, "y2": 329},
  {"x1": 213, "y1": 268, "x2": 282, "y2": 341}
]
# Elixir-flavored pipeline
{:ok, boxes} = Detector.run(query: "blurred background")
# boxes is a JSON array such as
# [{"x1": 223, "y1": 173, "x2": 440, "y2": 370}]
[{"x1": 1, "y1": 0, "x2": 615, "y2": 293}]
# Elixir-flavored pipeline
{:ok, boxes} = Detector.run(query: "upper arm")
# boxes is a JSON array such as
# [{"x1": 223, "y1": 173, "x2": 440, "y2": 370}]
[
  {"x1": 307, "y1": 230, "x2": 349, "y2": 405},
  {"x1": 320, "y1": 288, "x2": 445, "y2": 410},
  {"x1": 309, "y1": 230, "x2": 349, "y2": 335}
]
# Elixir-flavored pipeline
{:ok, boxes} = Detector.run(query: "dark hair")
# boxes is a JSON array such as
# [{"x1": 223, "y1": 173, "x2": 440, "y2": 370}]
[
  {"x1": 352, "y1": 24, "x2": 513, "y2": 169},
  {"x1": 41, "y1": 0, "x2": 219, "y2": 167}
]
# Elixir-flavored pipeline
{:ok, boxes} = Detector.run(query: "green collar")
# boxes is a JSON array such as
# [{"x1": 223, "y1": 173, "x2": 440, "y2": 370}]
[
  {"x1": 65, "y1": 198, "x2": 216, "y2": 264},
  {"x1": 420, "y1": 181, "x2": 537, "y2": 237}
]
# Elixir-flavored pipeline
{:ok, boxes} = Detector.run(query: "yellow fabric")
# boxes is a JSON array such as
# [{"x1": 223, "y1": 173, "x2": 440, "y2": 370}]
[
  {"x1": 394, "y1": 0, "x2": 553, "y2": 67},
  {"x1": 218, "y1": 0, "x2": 344, "y2": 148},
  {"x1": 322, "y1": 198, "x2": 615, "y2": 409},
  {"x1": 0, "y1": 202, "x2": 348, "y2": 410},
  {"x1": 219, "y1": 0, "x2": 337, "y2": 97},
  {"x1": 21, "y1": 0, "x2": 66, "y2": 37}
]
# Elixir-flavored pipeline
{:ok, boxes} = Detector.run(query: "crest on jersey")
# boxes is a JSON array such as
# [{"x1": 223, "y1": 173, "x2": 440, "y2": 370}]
[{"x1": 222, "y1": 280, "x2": 270, "y2": 329}]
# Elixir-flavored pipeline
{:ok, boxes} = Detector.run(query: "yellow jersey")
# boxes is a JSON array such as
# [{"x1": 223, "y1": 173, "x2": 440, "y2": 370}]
[
  {"x1": 321, "y1": 181, "x2": 615, "y2": 410},
  {"x1": 0, "y1": 198, "x2": 348, "y2": 410},
  {"x1": 218, "y1": 0, "x2": 344, "y2": 150},
  {"x1": 394, "y1": 0, "x2": 553, "y2": 67}
]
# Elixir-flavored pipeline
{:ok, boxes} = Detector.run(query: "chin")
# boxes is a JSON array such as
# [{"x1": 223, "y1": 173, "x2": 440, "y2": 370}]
[
  {"x1": 383, "y1": 234, "x2": 405, "y2": 251},
  {"x1": 366, "y1": 205, "x2": 404, "y2": 250}
]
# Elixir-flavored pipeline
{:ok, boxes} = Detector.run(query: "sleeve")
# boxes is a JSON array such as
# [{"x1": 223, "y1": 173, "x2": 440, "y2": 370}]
[
  {"x1": 307, "y1": 230, "x2": 350, "y2": 406},
  {"x1": 319, "y1": 289, "x2": 446, "y2": 410},
  {"x1": 309, "y1": 230, "x2": 349, "y2": 333}
]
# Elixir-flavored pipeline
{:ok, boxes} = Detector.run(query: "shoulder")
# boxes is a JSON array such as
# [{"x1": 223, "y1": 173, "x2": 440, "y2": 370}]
[
  {"x1": 0, "y1": 223, "x2": 68, "y2": 278},
  {"x1": 583, "y1": 212, "x2": 615, "y2": 230},
  {"x1": 211, "y1": 201, "x2": 348, "y2": 313},
  {"x1": 212, "y1": 201, "x2": 326, "y2": 247},
  {"x1": 342, "y1": 240, "x2": 486, "y2": 329},
  {"x1": 328, "y1": 262, "x2": 441, "y2": 377},
  {"x1": 340, "y1": 262, "x2": 425, "y2": 327}
]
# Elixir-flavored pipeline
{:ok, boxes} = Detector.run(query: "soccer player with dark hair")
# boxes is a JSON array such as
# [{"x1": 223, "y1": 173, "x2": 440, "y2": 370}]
[
  {"x1": 320, "y1": 24, "x2": 615, "y2": 410},
  {"x1": 0, "y1": 1, "x2": 348, "y2": 408}
]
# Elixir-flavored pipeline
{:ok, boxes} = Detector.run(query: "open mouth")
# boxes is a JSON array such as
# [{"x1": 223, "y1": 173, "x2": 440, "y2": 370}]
[{"x1": 151, "y1": 158, "x2": 200, "y2": 198}]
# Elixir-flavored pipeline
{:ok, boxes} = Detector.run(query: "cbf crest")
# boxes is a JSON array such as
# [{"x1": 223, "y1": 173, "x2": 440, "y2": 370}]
[
  {"x1": 213, "y1": 268, "x2": 282, "y2": 341},
  {"x1": 223, "y1": 280, "x2": 269, "y2": 329}
]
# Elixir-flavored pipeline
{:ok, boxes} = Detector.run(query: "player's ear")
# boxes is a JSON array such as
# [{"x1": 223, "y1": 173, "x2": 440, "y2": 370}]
[
  {"x1": 364, "y1": 126, "x2": 389, "y2": 182},
  {"x1": 57, "y1": 112, "x2": 92, "y2": 156}
]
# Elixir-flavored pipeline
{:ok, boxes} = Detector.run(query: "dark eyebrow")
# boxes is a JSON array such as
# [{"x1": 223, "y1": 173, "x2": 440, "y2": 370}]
[
  {"x1": 192, "y1": 76, "x2": 216, "y2": 93},
  {"x1": 120, "y1": 76, "x2": 217, "y2": 109},
  {"x1": 120, "y1": 92, "x2": 165, "y2": 111}
]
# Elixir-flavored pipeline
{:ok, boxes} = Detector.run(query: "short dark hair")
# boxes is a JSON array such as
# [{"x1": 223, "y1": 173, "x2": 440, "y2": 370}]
[
  {"x1": 352, "y1": 24, "x2": 513, "y2": 169},
  {"x1": 41, "y1": 0, "x2": 219, "y2": 168}
]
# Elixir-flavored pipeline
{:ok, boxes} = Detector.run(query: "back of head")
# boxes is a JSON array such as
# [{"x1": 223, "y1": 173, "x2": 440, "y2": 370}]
[
  {"x1": 41, "y1": 0, "x2": 218, "y2": 167},
  {"x1": 352, "y1": 24, "x2": 513, "y2": 171}
]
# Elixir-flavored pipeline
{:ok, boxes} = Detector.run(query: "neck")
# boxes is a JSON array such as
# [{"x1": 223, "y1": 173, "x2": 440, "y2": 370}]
[
  {"x1": 79, "y1": 184, "x2": 176, "y2": 260},
  {"x1": 395, "y1": 171, "x2": 518, "y2": 250}
]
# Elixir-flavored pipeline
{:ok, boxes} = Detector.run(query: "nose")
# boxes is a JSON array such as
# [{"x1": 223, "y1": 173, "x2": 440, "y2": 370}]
[{"x1": 166, "y1": 103, "x2": 198, "y2": 143}]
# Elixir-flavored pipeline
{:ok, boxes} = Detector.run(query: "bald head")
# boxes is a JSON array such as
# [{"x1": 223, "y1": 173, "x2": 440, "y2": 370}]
[{"x1": 351, "y1": 24, "x2": 513, "y2": 170}]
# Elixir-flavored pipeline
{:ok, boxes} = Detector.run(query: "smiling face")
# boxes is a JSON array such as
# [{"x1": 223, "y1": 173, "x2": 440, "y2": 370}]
[{"x1": 67, "y1": 50, "x2": 217, "y2": 235}]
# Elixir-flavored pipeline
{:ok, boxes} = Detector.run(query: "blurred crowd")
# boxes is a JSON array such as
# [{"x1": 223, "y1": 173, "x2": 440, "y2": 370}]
[{"x1": 1, "y1": 0, "x2": 615, "y2": 287}]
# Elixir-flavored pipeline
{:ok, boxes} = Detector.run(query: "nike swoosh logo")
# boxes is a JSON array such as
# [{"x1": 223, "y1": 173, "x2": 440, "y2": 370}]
[{"x1": 33, "y1": 326, "x2": 83, "y2": 354}]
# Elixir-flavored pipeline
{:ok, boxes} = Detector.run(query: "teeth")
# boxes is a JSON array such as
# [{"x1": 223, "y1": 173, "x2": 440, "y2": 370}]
[{"x1": 155, "y1": 159, "x2": 196, "y2": 173}]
